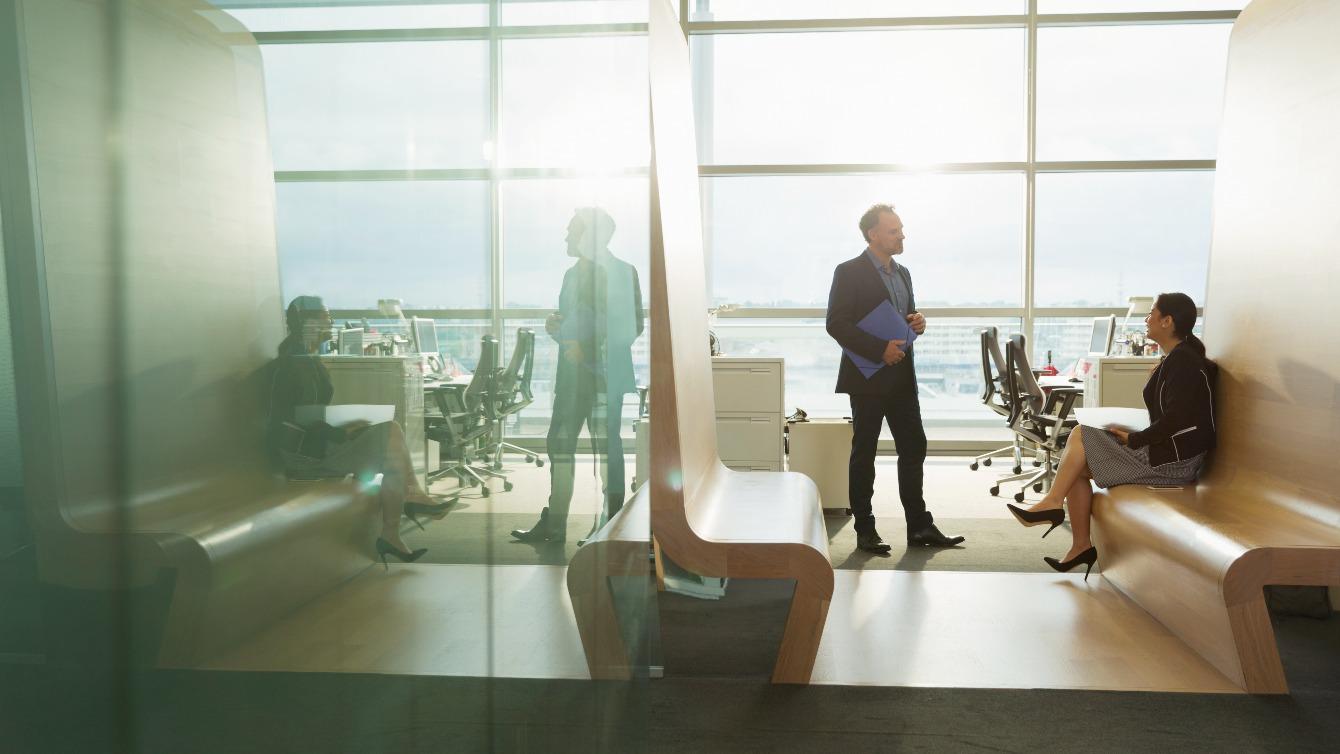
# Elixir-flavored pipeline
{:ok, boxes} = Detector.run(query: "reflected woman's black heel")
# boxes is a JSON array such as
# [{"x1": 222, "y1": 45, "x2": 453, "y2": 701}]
[
  {"x1": 403, "y1": 500, "x2": 454, "y2": 531},
  {"x1": 376, "y1": 538, "x2": 427, "y2": 570},
  {"x1": 1043, "y1": 546, "x2": 1099, "y2": 582},
  {"x1": 1005, "y1": 503, "x2": 1066, "y2": 538}
]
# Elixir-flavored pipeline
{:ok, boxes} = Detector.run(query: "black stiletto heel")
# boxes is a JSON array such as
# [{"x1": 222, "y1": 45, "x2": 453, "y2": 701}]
[
  {"x1": 1043, "y1": 546, "x2": 1099, "y2": 581},
  {"x1": 403, "y1": 500, "x2": 453, "y2": 531},
  {"x1": 376, "y1": 538, "x2": 427, "y2": 570},
  {"x1": 1005, "y1": 503, "x2": 1065, "y2": 538}
]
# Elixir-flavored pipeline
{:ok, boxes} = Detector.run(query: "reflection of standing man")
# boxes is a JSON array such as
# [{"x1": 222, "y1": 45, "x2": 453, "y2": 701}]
[
  {"x1": 826, "y1": 204, "x2": 965, "y2": 554},
  {"x1": 512, "y1": 207, "x2": 644, "y2": 544}
]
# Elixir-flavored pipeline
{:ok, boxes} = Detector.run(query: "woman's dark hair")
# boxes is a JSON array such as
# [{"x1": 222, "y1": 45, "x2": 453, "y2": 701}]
[
  {"x1": 1155, "y1": 292, "x2": 1205, "y2": 358},
  {"x1": 280, "y1": 295, "x2": 326, "y2": 355}
]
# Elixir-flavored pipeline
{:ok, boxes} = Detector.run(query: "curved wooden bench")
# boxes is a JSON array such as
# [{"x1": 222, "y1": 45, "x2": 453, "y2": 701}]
[
  {"x1": 1093, "y1": 474, "x2": 1340, "y2": 693},
  {"x1": 566, "y1": 486, "x2": 652, "y2": 680},
  {"x1": 2, "y1": 1, "x2": 383, "y2": 665},
  {"x1": 644, "y1": 0, "x2": 835, "y2": 685},
  {"x1": 1090, "y1": 0, "x2": 1340, "y2": 695}
]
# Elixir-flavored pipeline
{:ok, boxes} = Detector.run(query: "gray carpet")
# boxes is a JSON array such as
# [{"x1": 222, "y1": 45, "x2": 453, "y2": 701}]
[{"x1": 409, "y1": 511, "x2": 1057, "y2": 573}]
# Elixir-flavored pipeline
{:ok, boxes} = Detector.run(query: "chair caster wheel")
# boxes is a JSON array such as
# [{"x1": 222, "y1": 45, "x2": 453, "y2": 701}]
[
  {"x1": 492, "y1": 463, "x2": 503, "y2": 471},
  {"x1": 468, "y1": 478, "x2": 480, "y2": 487},
  {"x1": 1033, "y1": 460, "x2": 1042, "y2": 467},
  {"x1": 503, "y1": 481, "x2": 514, "y2": 492},
  {"x1": 989, "y1": 486, "x2": 1000, "y2": 496},
  {"x1": 1033, "y1": 483, "x2": 1044, "y2": 493},
  {"x1": 536, "y1": 460, "x2": 545, "y2": 467},
  {"x1": 1014, "y1": 491, "x2": 1026, "y2": 503},
  {"x1": 526, "y1": 456, "x2": 536, "y2": 464},
  {"x1": 983, "y1": 458, "x2": 992, "y2": 467},
  {"x1": 481, "y1": 487, "x2": 491, "y2": 497},
  {"x1": 969, "y1": 462, "x2": 979, "y2": 471},
  {"x1": 1012, "y1": 466, "x2": 1022, "y2": 474}
]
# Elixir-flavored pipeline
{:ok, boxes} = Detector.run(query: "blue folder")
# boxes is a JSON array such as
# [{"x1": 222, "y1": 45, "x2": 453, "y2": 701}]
[{"x1": 843, "y1": 300, "x2": 917, "y2": 379}]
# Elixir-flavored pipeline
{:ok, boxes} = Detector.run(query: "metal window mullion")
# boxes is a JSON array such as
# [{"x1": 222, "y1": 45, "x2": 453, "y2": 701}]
[
  {"x1": 252, "y1": 23, "x2": 648, "y2": 45},
  {"x1": 489, "y1": 0, "x2": 502, "y2": 340},
  {"x1": 683, "y1": 10, "x2": 1237, "y2": 36},
  {"x1": 714, "y1": 307, "x2": 1027, "y2": 319},
  {"x1": 1023, "y1": 0, "x2": 1038, "y2": 351}
]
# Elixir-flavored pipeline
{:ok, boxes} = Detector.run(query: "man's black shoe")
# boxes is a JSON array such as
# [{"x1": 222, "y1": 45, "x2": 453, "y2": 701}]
[
  {"x1": 907, "y1": 524, "x2": 965, "y2": 548},
  {"x1": 856, "y1": 530, "x2": 893, "y2": 554}
]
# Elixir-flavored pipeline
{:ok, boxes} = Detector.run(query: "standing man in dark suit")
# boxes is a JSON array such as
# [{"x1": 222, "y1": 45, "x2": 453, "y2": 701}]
[{"x1": 826, "y1": 204, "x2": 965, "y2": 554}]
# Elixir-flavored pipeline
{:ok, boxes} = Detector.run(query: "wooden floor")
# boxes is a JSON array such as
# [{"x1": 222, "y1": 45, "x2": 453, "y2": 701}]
[
  {"x1": 203, "y1": 564, "x2": 591, "y2": 680},
  {"x1": 203, "y1": 563, "x2": 1240, "y2": 693},
  {"x1": 809, "y1": 570, "x2": 1239, "y2": 693}
]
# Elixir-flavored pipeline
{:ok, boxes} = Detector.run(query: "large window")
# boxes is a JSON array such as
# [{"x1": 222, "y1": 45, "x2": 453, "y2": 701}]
[
  {"x1": 223, "y1": 0, "x2": 1234, "y2": 442},
  {"x1": 695, "y1": 29, "x2": 1025, "y2": 165},
  {"x1": 705, "y1": 174, "x2": 1024, "y2": 308}
]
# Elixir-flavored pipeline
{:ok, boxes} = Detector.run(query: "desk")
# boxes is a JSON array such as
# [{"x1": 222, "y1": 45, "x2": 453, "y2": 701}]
[
  {"x1": 1038, "y1": 375, "x2": 1085, "y2": 391},
  {"x1": 320, "y1": 356, "x2": 432, "y2": 486}
]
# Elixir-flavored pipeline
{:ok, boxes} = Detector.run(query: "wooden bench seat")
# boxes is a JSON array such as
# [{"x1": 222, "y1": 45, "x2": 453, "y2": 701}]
[
  {"x1": 2, "y1": 2, "x2": 385, "y2": 667},
  {"x1": 31, "y1": 469, "x2": 380, "y2": 666},
  {"x1": 567, "y1": 486, "x2": 652, "y2": 679},
  {"x1": 629, "y1": 0, "x2": 836, "y2": 684},
  {"x1": 1094, "y1": 477, "x2": 1340, "y2": 693},
  {"x1": 1089, "y1": 0, "x2": 1340, "y2": 695}
]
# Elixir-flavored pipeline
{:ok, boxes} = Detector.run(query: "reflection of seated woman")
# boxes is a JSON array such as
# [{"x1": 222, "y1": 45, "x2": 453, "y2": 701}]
[
  {"x1": 268, "y1": 296, "x2": 449, "y2": 564},
  {"x1": 1007, "y1": 293, "x2": 1217, "y2": 579}
]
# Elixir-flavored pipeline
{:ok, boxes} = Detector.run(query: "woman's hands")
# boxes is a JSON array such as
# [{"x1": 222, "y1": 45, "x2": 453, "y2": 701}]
[{"x1": 1104, "y1": 424, "x2": 1131, "y2": 445}]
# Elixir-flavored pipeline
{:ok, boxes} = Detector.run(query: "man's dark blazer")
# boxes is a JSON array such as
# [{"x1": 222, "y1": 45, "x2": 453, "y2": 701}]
[{"x1": 826, "y1": 251, "x2": 917, "y2": 396}]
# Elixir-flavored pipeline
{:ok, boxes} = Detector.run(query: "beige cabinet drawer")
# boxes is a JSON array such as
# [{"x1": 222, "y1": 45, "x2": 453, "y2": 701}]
[
  {"x1": 711, "y1": 361, "x2": 783, "y2": 414},
  {"x1": 715, "y1": 412, "x2": 782, "y2": 463}
]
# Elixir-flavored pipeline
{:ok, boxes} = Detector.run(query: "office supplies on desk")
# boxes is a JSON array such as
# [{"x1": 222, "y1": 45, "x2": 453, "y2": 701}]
[
  {"x1": 295, "y1": 403, "x2": 395, "y2": 428},
  {"x1": 843, "y1": 299, "x2": 917, "y2": 379},
  {"x1": 1074, "y1": 407, "x2": 1150, "y2": 432}
]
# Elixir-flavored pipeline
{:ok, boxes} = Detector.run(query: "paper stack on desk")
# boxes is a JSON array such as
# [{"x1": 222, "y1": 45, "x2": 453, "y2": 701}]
[
  {"x1": 294, "y1": 404, "x2": 395, "y2": 427},
  {"x1": 843, "y1": 299, "x2": 917, "y2": 379},
  {"x1": 1074, "y1": 407, "x2": 1150, "y2": 432}
]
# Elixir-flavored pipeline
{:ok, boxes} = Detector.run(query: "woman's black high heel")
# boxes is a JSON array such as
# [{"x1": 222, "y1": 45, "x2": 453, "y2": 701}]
[
  {"x1": 376, "y1": 537, "x2": 427, "y2": 570},
  {"x1": 1043, "y1": 546, "x2": 1099, "y2": 582},
  {"x1": 403, "y1": 500, "x2": 454, "y2": 530},
  {"x1": 1005, "y1": 503, "x2": 1066, "y2": 538}
]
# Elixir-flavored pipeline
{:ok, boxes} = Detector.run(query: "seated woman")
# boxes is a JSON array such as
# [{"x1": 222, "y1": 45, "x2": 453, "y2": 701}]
[
  {"x1": 1006, "y1": 292, "x2": 1216, "y2": 579},
  {"x1": 268, "y1": 295, "x2": 451, "y2": 565}
]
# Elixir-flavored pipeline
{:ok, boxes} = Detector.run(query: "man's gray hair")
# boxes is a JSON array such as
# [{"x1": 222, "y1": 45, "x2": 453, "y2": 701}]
[{"x1": 859, "y1": 203, "x2": 896, "y2": 243}]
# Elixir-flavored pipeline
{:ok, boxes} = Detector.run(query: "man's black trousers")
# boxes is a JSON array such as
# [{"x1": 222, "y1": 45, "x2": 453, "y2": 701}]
[{"x1": 847, "y1": 365, "x2": 931, "y2": 536}]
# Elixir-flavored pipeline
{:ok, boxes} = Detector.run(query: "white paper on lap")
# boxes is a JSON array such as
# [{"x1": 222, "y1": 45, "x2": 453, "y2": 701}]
[
  {"x1": 294, "y1": 404, "x2": 395, "y2": 427},
  {"x1": 1074, "y1": 407, "x2": 1150, "y2": 432}
]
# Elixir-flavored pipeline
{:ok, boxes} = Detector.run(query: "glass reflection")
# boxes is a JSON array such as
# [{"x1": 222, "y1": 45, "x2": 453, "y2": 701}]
[{"x1": 510, "y1": 207, "x2": 645, "y2": 545}]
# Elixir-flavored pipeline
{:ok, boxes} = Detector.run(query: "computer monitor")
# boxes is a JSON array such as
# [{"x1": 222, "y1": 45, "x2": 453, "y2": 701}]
[
  {"x1": 1087, "y1": 315, "x2": 1116, "y2": 357},
  {"x1": 338, "y1": 328, "x2": 364, "y2": 356},
  {"x1": 410, "y1": 317, "x2": 439, "y2": 356}
]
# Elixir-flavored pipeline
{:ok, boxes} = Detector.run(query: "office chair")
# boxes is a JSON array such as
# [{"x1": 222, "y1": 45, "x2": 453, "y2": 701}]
[
  {"x1": 426, "y1": 335, "x2": 509, "y2": 496},
  {"x1": 989, "y1": 339, "x2": 1081, "y2": 503},
  {"x1": 968, "y1": 327, "x2": 1024, "y2": 473},
  {"x1": 484, "y1": 328, "x2": 542, "y2": 470}
]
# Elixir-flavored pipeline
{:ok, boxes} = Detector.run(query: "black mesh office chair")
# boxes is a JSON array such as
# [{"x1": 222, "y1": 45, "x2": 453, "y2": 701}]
[
  {"x1": 968, "y1": 327, "x2": 1024, "y2": 473},
  {"x1": 991, "y1": 338, "x2": 1081, "y2": 503},
  {"x1": 426, "y1": 335, "x2": 508, "y2": 496},
  {"x1": 485, "y1": 328, "x2": 541, "y2": 470}
]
